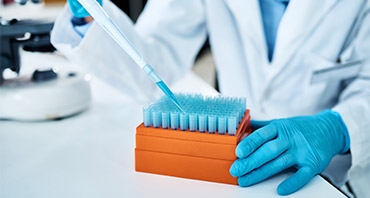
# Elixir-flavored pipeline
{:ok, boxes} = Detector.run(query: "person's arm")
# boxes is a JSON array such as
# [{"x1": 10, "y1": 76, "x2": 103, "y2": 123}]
[
  {"x1": 331, "y1": 4, "x2": 370, "y2": 197},
  {"x1": 229, "y1": 4, "x2": 370, "y2": 196}
]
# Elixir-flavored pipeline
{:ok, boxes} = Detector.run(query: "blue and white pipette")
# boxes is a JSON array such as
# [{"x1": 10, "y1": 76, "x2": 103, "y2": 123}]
[{"x1": 77, "y1": 0, "x2": 184, "y2": 112}]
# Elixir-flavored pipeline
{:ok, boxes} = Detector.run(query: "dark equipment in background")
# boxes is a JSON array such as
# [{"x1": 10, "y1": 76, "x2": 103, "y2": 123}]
[
  {"x1": 0, "y1": 0, "x2": 91, "y2": 121},
  {"x1": 0, "y1": 18, "x2": 55, "y2": 84},
  {"x1": 0, "y1": 0, "x2": 55, "y2": 84}
]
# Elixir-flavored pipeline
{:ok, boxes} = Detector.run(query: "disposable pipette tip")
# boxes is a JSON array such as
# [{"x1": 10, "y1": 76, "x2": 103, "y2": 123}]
[
  {"x1": 171, "y1": 96, "x2": 185, "y2": 113},
  {"x1": 156, "y1": 81, "x2": 185, "y2": 113}
]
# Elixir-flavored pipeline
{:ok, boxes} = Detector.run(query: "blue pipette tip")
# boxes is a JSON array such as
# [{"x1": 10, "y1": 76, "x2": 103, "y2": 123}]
[{"x1": 156, "y1": 81, "x2": 185, "y2": 113}]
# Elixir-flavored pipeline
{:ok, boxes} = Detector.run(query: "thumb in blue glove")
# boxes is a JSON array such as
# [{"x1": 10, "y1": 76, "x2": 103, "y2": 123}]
[
  {"x1": 67, "y1": 0, "x2": 103, "y2": 18},
  {"x1": 229, "y1": 110, "x2": 350, "y2": 195}
]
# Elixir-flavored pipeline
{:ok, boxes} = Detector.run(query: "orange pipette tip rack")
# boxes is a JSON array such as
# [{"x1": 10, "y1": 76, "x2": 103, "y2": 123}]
[{"x1": 135, "y1": 110, "x2": 252, "y2": 185}]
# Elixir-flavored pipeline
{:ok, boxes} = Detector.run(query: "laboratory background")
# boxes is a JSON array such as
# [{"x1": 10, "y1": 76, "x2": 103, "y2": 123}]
[{"x1": 1, "y1": 0, "x2": 369, "y2": 198}]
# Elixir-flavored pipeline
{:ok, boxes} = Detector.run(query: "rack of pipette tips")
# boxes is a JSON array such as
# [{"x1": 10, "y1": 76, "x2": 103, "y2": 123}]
[{"x1": 135, "y1": 93, "x2": 252, "y2": 185}]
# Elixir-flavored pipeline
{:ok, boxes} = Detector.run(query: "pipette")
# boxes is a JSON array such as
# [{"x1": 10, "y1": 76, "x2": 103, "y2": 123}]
[{"x1": 77, "y1": 0, "x2": 184, "y2": 112}]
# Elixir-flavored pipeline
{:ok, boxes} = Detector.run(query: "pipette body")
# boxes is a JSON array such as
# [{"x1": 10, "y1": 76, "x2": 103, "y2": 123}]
[{"x1": 77, "y1": 0, "x2": 184, "y2": 112}]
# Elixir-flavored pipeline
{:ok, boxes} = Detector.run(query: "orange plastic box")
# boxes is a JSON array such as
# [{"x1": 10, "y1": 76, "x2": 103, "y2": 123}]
[{"x1": 135, "y1": 110, "x2": 251, "y2": 185}]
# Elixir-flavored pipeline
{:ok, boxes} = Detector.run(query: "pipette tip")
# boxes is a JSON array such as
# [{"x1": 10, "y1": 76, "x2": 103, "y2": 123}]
[{"x1": 156, "y1": 81, "x2": 185, "y2": 113}]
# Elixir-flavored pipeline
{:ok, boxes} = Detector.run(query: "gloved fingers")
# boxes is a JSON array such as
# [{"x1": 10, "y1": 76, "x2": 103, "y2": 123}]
[
  {"x1": 67, "y1": 0, "x2": 103, "y2": 18},
  {"x1": 67, "y1": 0, "x2": 89, "y2": 18},
  {"x1": 277, "y1": 166, "x2": 316, "y2": 195},
  {"x1": 235, "y1": 124, "x2": 278, "y2": 158},
  {"x1": 230, "y1": 138, "x2": 290, "y2": 177},
  {"x1": 237, "y1": 152, "x2": 295, "y2": 187},
  {"x1": 251, "y1": 120, "x2": 271, "y2": 131}
]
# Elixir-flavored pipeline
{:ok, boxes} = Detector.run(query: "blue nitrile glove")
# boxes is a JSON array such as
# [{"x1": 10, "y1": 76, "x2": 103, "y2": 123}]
[
  {"x1": 229, "y1": 110, "x2": 350, "y2": 195},
  {"x1": 67, "y1": 0, "x2": 103, "y2": 18}
]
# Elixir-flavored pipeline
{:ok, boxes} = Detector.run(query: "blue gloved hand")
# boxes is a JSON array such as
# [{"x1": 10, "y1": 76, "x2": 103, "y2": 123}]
[
  {"x1": 229, "y1": 110, "x2": 350, "y2": 195},
  {"x1": 67, "y1": 0, "x2": 103, "y2": 18}
]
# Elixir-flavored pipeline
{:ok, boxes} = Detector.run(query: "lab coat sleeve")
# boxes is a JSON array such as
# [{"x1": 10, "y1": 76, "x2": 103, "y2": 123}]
[
  {"x1": 50, "y1": 0, "x2": 207, "y2": 102},
  {"x1": 332, "y1": 5, "x2": 370, "y2": 197}
]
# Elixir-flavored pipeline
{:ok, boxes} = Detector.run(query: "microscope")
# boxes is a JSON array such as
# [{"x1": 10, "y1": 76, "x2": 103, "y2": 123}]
[{"x1": 0, "y1": 0, "x2": 91, "y2": 121}]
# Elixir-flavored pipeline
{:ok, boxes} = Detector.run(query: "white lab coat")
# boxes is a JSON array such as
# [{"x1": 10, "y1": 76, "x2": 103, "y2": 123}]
[{"x1": 51, "y1": 0, "x2": 370, "y2": 197}]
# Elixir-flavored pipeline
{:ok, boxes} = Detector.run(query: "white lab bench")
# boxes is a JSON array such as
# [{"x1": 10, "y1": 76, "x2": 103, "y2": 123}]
[
  {"x1": 0, "y1": 50, "x2": 347, "y2": 198},
  {"x1": 0, "y1": 3, "x2": 345, "y2": 198}
]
